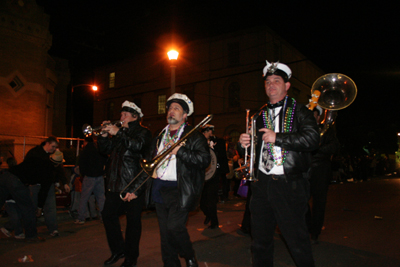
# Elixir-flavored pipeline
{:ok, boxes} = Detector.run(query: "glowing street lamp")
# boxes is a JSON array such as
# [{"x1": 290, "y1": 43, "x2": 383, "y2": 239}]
[
  {"x1": 70, "y1": 84, "x2": 98, "y2": 138},
  {"x1": 168, "y1": 50, "x2": 179, "y2": 94}
]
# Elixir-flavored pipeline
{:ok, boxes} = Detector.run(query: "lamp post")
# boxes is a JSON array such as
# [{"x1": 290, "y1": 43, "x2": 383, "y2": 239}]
[
  {"x1": 70, "y1": 84, "x2": 97, "y2": 138},
  {"x1": 167, "y1": 50, "x2": 179, "y2": 95}
]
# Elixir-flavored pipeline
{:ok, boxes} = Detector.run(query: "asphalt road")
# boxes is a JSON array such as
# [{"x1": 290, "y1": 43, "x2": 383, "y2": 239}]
[{"x1": 1, "y1": 176, "x2": 400, "y2": 267}]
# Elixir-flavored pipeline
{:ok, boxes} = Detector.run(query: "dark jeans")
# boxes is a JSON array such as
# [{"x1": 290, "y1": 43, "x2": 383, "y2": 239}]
[
  {"x1": 241, "y1": 185, "x2": 252, "y2": 231},
  {"x1": 306, "y1": 162, "x2": 332, "y2": 239},
  {"x1": 250, "y1": 172, "x2": 314, "y2": 267},
  {"x1": 102, "y1": 191, "x2": 145, "y2": 262},
  {"x1": 200, "y1": 176, "x2": 219, "y2": 226},
  {"x1": 155, "y1": 187, "x2": 195, "y2": 267},
  {"x1": 220, "y1": 174, "x2": 231, "y2": 201},
  {"x1": 4, "y1": 201, "x2": 23, "y2": 235},
  {"x1": 30, "y1": 183, "x2": 58, "y2": 233},
  {"x1": 78, "y1": 175, "x2": 105, "y2": 221},
  {"x1": 0, "y1": 171, "x2": 37, "y2": 238}
]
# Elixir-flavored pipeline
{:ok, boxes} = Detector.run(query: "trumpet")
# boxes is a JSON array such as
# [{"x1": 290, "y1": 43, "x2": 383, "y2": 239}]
[
  {"x1": 82, "y1": 120, "x2": 124, "y2": 136},
  {"x1": 119, "y1": 114, "x2": 214, "y2": 200},
  {"x1": 234, "y1": 108, "x2": 261, "y2": 182}
]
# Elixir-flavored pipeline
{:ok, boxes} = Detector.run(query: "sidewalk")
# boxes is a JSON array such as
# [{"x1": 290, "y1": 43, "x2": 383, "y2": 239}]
[{"x1": 1, "y1": 177, "x2": 400, "y2": 266}]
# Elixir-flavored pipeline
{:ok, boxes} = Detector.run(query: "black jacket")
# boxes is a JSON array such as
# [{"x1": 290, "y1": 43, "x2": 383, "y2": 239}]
[
  {"x1": 97, "y1": 120, "x2": 152, "y2": 197},
  {"x1": 151, "y1": 124, "x2": 211, "y2": 211},
  {"x1": 9, "y1": 157, "x2": 54, "y2": 208},
  {"x1": 22, "y1": 145, "x2": 67, "y2": 208},
  {"x1": 310, "y1": 124, "x2": 340, "y2": 166},
  {"x1": 25, "y1": 145, "x2": 68, "y2": 185},
  {"x1": 238, "y1": 100, "x2": 320, "y2": 179},
  {"x1": 78, "y1": 142, "x2": 107, "y2": 178}
]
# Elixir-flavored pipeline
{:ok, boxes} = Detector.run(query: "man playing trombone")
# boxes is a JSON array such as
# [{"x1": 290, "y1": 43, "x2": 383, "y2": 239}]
[
  {"x1": 150, "y1": 93, "x2": 210, "y2": 267},
  {"x1": 238, "y1": 61, "x2": 319, "y2": 267},
  {"x1": 98, "y1": 100, "x2": 152, "y2": 267}
]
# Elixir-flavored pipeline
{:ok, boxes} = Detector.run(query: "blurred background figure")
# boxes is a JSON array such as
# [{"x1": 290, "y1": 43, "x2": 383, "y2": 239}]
[
  {"x1": 26, "y1": 137, "x2": 70, "y2": 237},
  {"x1": 74, "y1": 137, "x2": 107, "y2": 224},
  {"x1": 200, "y1": 125, "x2": 229, "y2": 229},
  {"x1": 1, "y1": 157, "x2": 26, "y2": 239},
  {"x1": 306, "y1": 105, "x2": 340, "y2": 244}
]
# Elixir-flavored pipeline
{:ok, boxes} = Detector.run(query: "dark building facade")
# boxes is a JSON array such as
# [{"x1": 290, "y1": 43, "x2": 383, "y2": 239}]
[
  {"x1": 93, "y1": 26, "x2": 324, "y2": 145},
  {"x1": 0, "y1": 0, "x2": 69, "y2": 165}
]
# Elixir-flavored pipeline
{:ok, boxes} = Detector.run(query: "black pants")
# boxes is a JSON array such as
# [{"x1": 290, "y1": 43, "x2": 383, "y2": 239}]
[
  {"x1": 0, "y1": 171, "x2": 37, "y2": 239},
  {"x1": 306, "y1": 162, "x2": 332, "y2": 239},
  {"x1": 241, "y1": 185, "x2": 252, "y2": 231},
  {"x1": 102, "y1": 191, "x2": 145, "y2": 262},
  {"x1": 250, "y1": 172, "x2": 314, "y2": 267},
  {"x1": 200, "y1": 175, "x2": 219, "y2": 226},
  {"x1": 155, "y1": 187, "x2": 195, "y2": 267}
]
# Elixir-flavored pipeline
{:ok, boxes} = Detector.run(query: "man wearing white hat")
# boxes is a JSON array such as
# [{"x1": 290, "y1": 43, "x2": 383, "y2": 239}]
[
  {"x1": 150, "y1": 93, "x2": 210, "y2": 267},
  {"x1": 239, "y1": 61, "x2": 320, "y2": 267},
  {"x1": 98, "y1": 100, "x2": 152, "y2": 267}
]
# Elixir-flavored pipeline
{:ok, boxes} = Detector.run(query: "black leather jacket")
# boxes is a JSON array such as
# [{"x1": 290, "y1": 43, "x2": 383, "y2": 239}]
[
  {"x1": 98, "y1": 120, "x2": 152, "y2": 196},
  {"x1": 151, "y1": 124, "x2": 211, "y2": 211},
  {"x1": 238, "y1": 101, "x2": 320, "y2": 179}
]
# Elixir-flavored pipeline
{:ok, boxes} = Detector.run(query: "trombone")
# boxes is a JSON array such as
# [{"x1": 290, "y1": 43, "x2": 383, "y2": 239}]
[{"x1": 119, "y1": 114, "x2": 213, "y2": 200}]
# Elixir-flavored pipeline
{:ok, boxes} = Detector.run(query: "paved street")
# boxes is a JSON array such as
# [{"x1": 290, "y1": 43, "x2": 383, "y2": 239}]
[{"x1": 1, "y1": 176, "x2": 400, "y2": 266}]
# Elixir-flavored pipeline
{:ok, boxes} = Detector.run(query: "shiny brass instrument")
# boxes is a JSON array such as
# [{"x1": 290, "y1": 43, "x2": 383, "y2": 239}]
[
  {"x1": 311, "y1": 73, "x2": 357, "y2": 136},
  {"x1": 205, "y1": 149, "x2": 217, "y2": 181},
  {"x1": 234, "y1": 109, "x2": 260, "y2": 182},
  {"x1": 82, "y1": 120, "x2": 124, "y2": 136},
  {"x1": 119, "y1": 114, "x2": 214, "y2": 200}
]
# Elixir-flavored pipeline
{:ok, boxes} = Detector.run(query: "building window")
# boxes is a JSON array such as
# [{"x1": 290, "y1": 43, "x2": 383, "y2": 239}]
[
  {"x1": 158, "y1": 95, "x2": 166, "y2": 114},
  {"x1": 228, "y1": 82, "x2": 240, "y2": 108},
  {"x1": 46, "y1": 90, "x2": 53, "y2": 107},
  {"x1": 228, "y1": 42, "x2": 240, "y2": 66},
  {"x1": 109, "y1": 72, "x2": 115, "y2": 89},
  {"x1": 9, "y1": 76, "x2": 24, "y2": 92}
]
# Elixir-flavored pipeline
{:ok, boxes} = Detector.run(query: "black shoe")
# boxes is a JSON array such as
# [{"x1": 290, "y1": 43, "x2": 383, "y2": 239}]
[
  {"x1": 104, "y1": 253, "x2": 125, "y2": 265},
  {"x1": 237, "y1": 227, "x2": 250, "y2": 236},
  {"x1": 204, "y1": 217, "x2": 210, "y2": 225},
  {"x1": 186, "y1": 257, "x2": 199, "y2": 267},
  {"x1": 311, "y1": 238, "x2": 319, "y2": 245},
  {"x1": 208, "y1": 224, "x2": 219, "y2": 229},
  {"x1": 120, "y1": 258, "x2": 137, "y2": 267},
  {"x1": 311, "y1": 234, "x2": 319, "y2": 245}
]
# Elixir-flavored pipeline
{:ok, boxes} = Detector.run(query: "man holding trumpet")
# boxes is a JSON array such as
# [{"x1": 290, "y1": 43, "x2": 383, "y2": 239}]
[
  {"x1": 238, "y1": 61, "x2": 319, "y2": 267},
  {"x1": 150, "y1": 93, "x2": 210, "y2": 267},
  {"x1": 98, "y1": 100, "x2": 152, "y2": 267}
]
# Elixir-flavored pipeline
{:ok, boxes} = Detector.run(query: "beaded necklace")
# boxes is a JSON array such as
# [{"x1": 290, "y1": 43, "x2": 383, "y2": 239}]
[
  {"x1": 157, "y1": 122, "x2": 186, "y2": 178},
  {"x1": 262, "y1": 96, "x2": 296, "y2": 165}
]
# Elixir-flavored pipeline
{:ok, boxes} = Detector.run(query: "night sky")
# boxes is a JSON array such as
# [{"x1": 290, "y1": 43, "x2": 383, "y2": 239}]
[{"x1": 37, "y1": 1, "x2": 400, "y2": 154}]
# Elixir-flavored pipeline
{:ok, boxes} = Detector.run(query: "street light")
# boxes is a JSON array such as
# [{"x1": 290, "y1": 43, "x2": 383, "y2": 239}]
[
  {"x1": 70, "y1": 84, "x2": 97, "y2": 138},
  {"x1": 167, "y1": 50, "x2": 179, "y2": 95}
]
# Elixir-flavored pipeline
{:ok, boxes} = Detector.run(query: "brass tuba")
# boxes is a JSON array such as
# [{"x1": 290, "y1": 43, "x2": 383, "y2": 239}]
[{"x1": 311, "y1": 73, "x2": 357, "y2": 136}]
